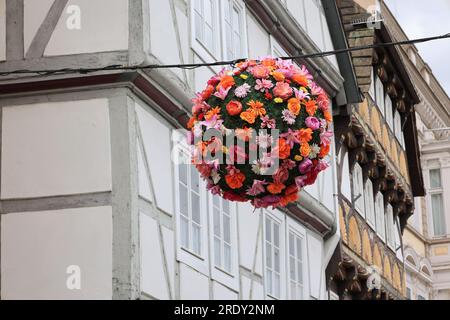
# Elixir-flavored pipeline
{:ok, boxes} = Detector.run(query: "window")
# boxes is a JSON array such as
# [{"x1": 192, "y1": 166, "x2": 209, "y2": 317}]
[
  {"x1": 175, "y1": 140, "x2": 208, "y2": 273},
  {"x1": 222, "y1": 0, "x2": 246, "y2": 60},
  {"x1": 385, "y1": 94, "x2": 393, "y2": 130},
  {"x1": 212, "y1": 194, "x2": 232, "y2": 272},
  {"x1": 264, "y1": 214, "x2": 283, "y2": 299},
  {"x1": 193, "y1": 0, "x2": 218, "y2": 57},
  {"x1": 429, "y1": 169, "x2": 446, "y2": 237},
  {"x1": 353, "y1": 163, "x2": 365, "y2": 216},
  {"x1": 375, "y1": 74, "x2": 385, "y2": 117},
  {"x1": 386, "y1": 204, "x2": 395, "y2": 249},
  {"x1": 271, "y1": 36, "x2": 288, "y2": 58},
  {"x1": 394, "y1": 110, "x2": 404, "y2": 148},
  {"x1": 375, "y1": 192, "x2": 386, "y2": 241},
  {"x1": 364, "y1": 179, "x2": 376, "y2": 228},
  {"x1": 288, "y1": 230, "x2": 304, "y2": 300},
  {"x1": 209, "y1": 194, "x2": 239, "y2": 289},
  {"x1": 368, "y1": 69, "x2": 376, "y2": 101}
]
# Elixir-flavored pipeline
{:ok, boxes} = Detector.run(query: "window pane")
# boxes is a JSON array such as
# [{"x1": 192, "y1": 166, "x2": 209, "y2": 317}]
[
  {"x1": 179, "y1": 164, "x2": 187, "y2": 185},
  {"x1": 430, "y1": 169, "x2": 442, "y2": 189},
  {"x1": 432, "y1": 194, "x2": 446, "y2": 236},
  {"x1": 204, "y1": 25, "x2": 213, "y2": 51},
  {"x1": 296, "y1": 285, "x2": 303, "y2": 300},
  {"x1": 289, "y1": 233, "x2": 295, "y2": 256},
  {"x1": 223, "y1": 199, "x2": 230, "y2": 214},
  {"x1": 274, "y1": 273, "x2": 280, "y2": 298},
  {"x1": 266, "y1": 242, "x2": 272, "y2": 267},
  {"x1": 297, "y1": 260, "x2": 303, "y2": 284},
  {"x1": 265, "y1": 217, "x2": 272, "y2": 242},
  {"x1": 191, "y1": 166, "x2": 199, "y2": 193},
  {"x1": 192, "y1": 224, "x2": 201, "y2": 254},
  {"x1": 179, "y1": 183, "x2": 188, "y2": 216},
  {"x1": 274, "y1": 248, "x2": 280, "y2": 272},
  {"x1": 224, "y1": 243, "x2": 231, "y2": 272},
  {"x1": 191, "y1": 193, "x2": 200, "y2": 224},
  {"x1": 296, "y1": 237, "x2": 302, "y2": 260},
  {"x1": 204, "y1": 0, "x2": 213, "y2": 25},
  {"x1": 213, "y1": 194, "x2": 220, "y2": 207},
  {"x1": 213, "y1": 207, "x2": 221, "y2": 237},
  {"x1": 290, "y1": 282, "x2": 296, "y2": 299},
  {"x1": 181, "y1": 216, "x2": 189, "y2": 248},
  {"x1": 266, "y1": 269, "x2": 272, "y2": 294},
  {"x1": 274, "y1": 223, "x2": 280, "y2": 247},
  {"x1": 214, "y1": 237, "x2": 221, "y2": 266},
  {"x1": 289, "y1": 257, "x2": 295, "y2": 280},
  {"x1": 385, "y1": 95, "x2": 393, "y2": 129},
  {"x1": 223, "y1": 214, "x2": 231, "y2": 243}
]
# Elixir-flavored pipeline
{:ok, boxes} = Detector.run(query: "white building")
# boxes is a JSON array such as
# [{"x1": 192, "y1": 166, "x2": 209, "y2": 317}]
[{"x1": 0, "y1": 0, "x2": 351, "y2": 300}]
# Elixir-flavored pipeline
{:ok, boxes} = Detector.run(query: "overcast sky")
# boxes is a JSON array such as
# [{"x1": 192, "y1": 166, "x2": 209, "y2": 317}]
[{"x1": 384, "y1": 0, "x2": 450, "y2": 96}]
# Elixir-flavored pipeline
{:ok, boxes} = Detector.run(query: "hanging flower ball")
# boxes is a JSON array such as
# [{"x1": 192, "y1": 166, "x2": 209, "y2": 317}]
[{"x1": 187, "y1": 57, "x2": 333, "y2": 209}]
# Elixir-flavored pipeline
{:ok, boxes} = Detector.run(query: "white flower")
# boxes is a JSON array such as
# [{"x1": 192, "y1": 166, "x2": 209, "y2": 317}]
[{"x1": 309, "y1": 143, "x2": 321, "y2": 158}]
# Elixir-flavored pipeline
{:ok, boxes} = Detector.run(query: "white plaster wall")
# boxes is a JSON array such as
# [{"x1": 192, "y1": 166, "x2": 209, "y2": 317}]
[
  {"x1": 246, "y1": 13, "x2": 271, "y2": 58},
  {"x1": 137, "y1": 141, "x2": 152, "y2": 202},
  {"x1": 179, "y1": 264, "x2": 210, "y2": 299},
  {"x1": 212, "y1": 281, "x2": 238, "y2": 300},
  {"x1": 241, "y1": 276, "x2": 265, "y2": 300},
  {"x1": 1, "y1": 206, "x2": 113, "y2": 300},
  {"x1": 140, "y1": 213, "x2": 172, "y2": 299},
  {"x1": 1, "y1": 98, "x2": 112, "y2": 199},
  {"x1": 0, "y1": 0, "x2": 5, "y2": 61},
  {"x1": 135, "y1": 102, "x2": 174, "y2": 215},
  {"x1": 41, "y1": 0, "x2": 128, "y2": 56},
  {"x1": 306, "y1": 232, "x2": 323, "y2": 299},
  {"x1": 24, "y1": 0, "x2": 54, "y2": 53}
]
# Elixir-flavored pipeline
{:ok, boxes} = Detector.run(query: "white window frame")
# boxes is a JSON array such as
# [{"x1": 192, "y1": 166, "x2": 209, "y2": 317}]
[
  {"x1": 375, "y1": 192, "x2": 386, "y2": 241},
  {"x1": 191, "y1": 0, "x2": 221, "y2": 61},
  {"x1": 368, "y1": 68, "x2": 376, "y2": 102},
  {"x1": 385, "y1": 94, "x2": 394, "y2": 131},
  {"x1": 208, "y1": 194, "x2": 239, "y2": 290},
  {"x1": 364, "y1": 178, "x2": 376, "y2": 229},
  {"x1": 352, "y1": 162, "x2": 365, "y2": 217},
  {"x1": 174, "y1": 137, "x2": 209, "y2": 274},
  {"x1": 263, "y1": 209, "x2": 286, "y2": 300},
  {"x1": 394, "y1": 110, "x2": 404, "y2": 148},
  {"x1": 220, "y1": 0, "x2": 248, "y2": 60},
  {"x1": 386, "y1": 203, "x2": 395, "y2": 250},
  {"x1": 286, "y1": 216, "x2": 309, "y2": 300},
  {"x1": 270, "y1": 35, "x2": 288, "y2": 58},
  {"x1": 428, "y1": 168, "x2": 447, "y2": 237},
  {"x1": 375, "y1": 74, "x2": 385, "y2": 117}
]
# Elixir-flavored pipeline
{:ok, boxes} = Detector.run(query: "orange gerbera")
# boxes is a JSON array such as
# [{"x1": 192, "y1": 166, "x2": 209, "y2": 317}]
[
  {"x1": 298, "y1": 128, "x2": 313, "y2": 143},
  {"x1": 324, "y1": 110, "x2": 333, "y2": 123},
  {"x1": 304, "y1": 100, "x2": 318, "y2": 116},
  {"x1": 287, "y1": 98, "x2": 301, "y2": 116},
  {"x1": 225, "y1": 172, "x2": 246, "y2": 189},
  {"x1": 217, "y1": 75, "x2": 235, "y2": 90},
  {"x1": 279, "y1": 184, "x2": 299, "y2": 206},
  {"x1": 300, "y1": 143, "x2": 311, "y2": 158},
  {"x1": 267, "y1": 182, "x2": 286, "y2": 195},
  {"x1": 247, "y1": 100, "x2": 266, "y2": 117},
  {"x1": 272, "y1": 71, "x2": 285, "y2": 82},
  {"x1": 278, "y1": 138, "x2": 291, "y2": 160},
  {"x1": 319, "y1": 143, "x2": 330, "y2": 158},
  {"x1": 187, "y1": 116, "x2": 196, "y2": 129},
  {"x1": 240, "y1": 109, "x2": 257, "y2": 124},
  {"x1": 291, "y1": 74, "x2": 309, "y2": 87},
  {"x1": 261, "y1": 58, "x2": 277, "y2": 69},
  {"x1": 205, "y1": 106, "x2": 221, "y2": 120}
]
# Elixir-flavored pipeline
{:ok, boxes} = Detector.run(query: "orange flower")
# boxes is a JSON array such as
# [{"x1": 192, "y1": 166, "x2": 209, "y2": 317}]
[
  {"x1": 262, "y1": 58, "x2": 277, "y2": 69},
  {"x1": 226, "y1": 100, "x2": 243, "y2": 116},
  {"x1": 217, "y1": 75, "x2": 235, "y2": 90},
  {"x1": 205, "y1": 106, "x2": 221, "y2": 120},
  {"x1": 278, "y1": 138, "x2": 291, "y2": 160},
  {"x1": 298, "y1": 128, "x2": 313, "y2": 143},
  {"x1": 305, "y1": 100, "x2": 318, "y2": 116},
  {"x1": 300, "y1": 143, "x2": 311, "y2": 158},
  {"x1": 319, "y1": 144, "x2": 330, "y2": 158},
  {"x1": 225, "y1": 172, "x2": 246, "y2": 189},
  {"x1": 324, "y1": 110, "x2": 333, "y2": 123},
  {"x1": 247, "y1": 100, "x2": 266, "y2": 117},
  {"x1": 287, "y1": 98, "x2": 301, "y2": 116},
  {"x1": 279, "y1": 184, "x2": 299, "y2": 206},
  {"x1": 187, "y1": 116, "x2": 196, "y2": 129},
  {"x1": 240, "y1": 109, "x2": 257, "y2": 124},
  {"x1": 291, "y1": 74, "x2": 309, "y2": 87},
  {"x1": 267, "y1": 182, "x2": 286, "y2": 195},
  {"x1": 272, "y1": 71, "x2": 285, "y2": 82},
  {"x1": 201, "y1": 85, "x2": 214, "y2": 100}
]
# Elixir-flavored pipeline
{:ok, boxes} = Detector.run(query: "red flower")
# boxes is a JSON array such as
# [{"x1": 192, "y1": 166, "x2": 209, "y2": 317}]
[
  {"x1": 226, "y1": 100, "x2": 243, "y2": 116},
  {"x1": 223, "y1": 191, "x2": 247, "y2": 202}
]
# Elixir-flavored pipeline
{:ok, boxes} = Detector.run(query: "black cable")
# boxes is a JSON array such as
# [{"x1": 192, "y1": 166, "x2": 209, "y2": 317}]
[{"x1": 0, "y1": 33, "x2": 449, "y2": 77}]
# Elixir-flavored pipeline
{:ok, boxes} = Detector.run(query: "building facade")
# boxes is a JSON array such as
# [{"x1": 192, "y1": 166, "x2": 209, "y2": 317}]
[
  {"x1": 0, "y1": 0, "x2": 351, "y2": 300},
  {"x1": 327, "y1": 0, "x2": 425, "y2": 299},
  {"x1": 381, "y1": 1, "x2": 450, "y2": 301}
]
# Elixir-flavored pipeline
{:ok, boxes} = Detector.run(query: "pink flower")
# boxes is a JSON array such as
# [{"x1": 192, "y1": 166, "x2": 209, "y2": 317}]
[
  {"x1": 282, "y1": 159, "x2": 296, "y2": 170},
  {"x1": 252, "y1": 195, "x2": 282, "y2": 209},
  {"x1": 295, "y1": 175, "x2": 308, "y2": 189},
  {"x1": 250, "y1": 65, "x2": 271, "y2": 79},
  {"x1": 293, "y1": 87, "x2": 309, "y2": 100},
  {"x1": 273, "y1": 82, "x2": 293, "y2": 100},
  {"x1": 228, "y1": 145, "x2": 248, "y2": 164},
  {"x1": 282, "y1": 109, "x2": 296, "y2": 125},
  {"x1": 317, "y1": 93, "x2": 330, "y2": 111},
  {"x1": 246, "y1": 180, "x2": 268, "y2": 196},
  {"x1": 305, "y1": 117, "x2": 320, "y2": 130},
  {"x1": 255, "y1": 79, "x2": 274, "y2": 92},
  {"x1": 310, "y1": 81, "x2": 323, "y2": 96},
  {"x1": 235, "y1": 83, "x2": 251, "y2": 98},
  {"x1": 201, "y1": 115, "x2": 223, "y2": 130},
  {"x1": 273, "y1": 168, "x2": 289, "y2": 184},
  {"x1": 280, "y1": 129, "x2": 300, "y2": 148},
  {"x1": 207, "y1": 182, "x2": 221, "y2": 195},
  {"x1": 260, "y1": 115, "x2": 276, "y2": 129},
  {"x1": 317, "y1": 160, "x2": 330, "y2": 171},
  {"x1": 298, "y1": 158, "x2": 313, "y2": 174},
  {"x1": 320, "y1": 130, "x2": 334, "y2": 147},
  {"x1": 214, "y1": 86, "x2": 231, "y2": 100}
]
